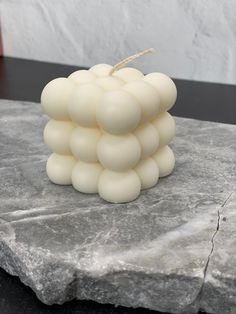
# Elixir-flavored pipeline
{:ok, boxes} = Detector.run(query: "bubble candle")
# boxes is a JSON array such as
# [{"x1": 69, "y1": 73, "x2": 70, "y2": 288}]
[{"x1": 41, "y1": 48, "x2": 177, "y2": 203}]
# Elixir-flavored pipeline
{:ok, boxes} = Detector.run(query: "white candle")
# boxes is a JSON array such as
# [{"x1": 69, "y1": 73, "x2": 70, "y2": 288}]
[
  {"x1": 46, "y1": 153, "x2": 76, "y2": 185},
  {"x1": 96, "y1": 90, "x2": 141, "y2": 135},
  {"x1": 68, "y1": 69, "x2": 96, "y2": 84},
  {"x1": 68, "y1": 83, "x2": 104, "y2": 127},
  {"x1": 98, "y1": 169, "x2": 141, "y2": 203},
  {"x1": 153, "y1": 146, "x2": 175, "y2": 177},
  {"x1": 44, "y1": 120, "x2": 76, "y2": 155},
  {"x1": 97, "y1": 133, "x2": 141, "y2": 172},
  {"x1": 72, "y1": 161, "x2": 103, "y2": 193},
  {"x1": 70, "y1": 126, "x2": 101, "y2": 163},
  {"x1": 134, "y1": 123, "x2": 159, "y2": 159},
  {"x1": 41, "y1": 78, "x2": 75, "y2": 120},
  {"x1": 152, "y1": 112, "x2": 176, "y2": 147},
  {"x1": 143, "y1": 73, "x2": 177, "y2": 111},
  {"x1": 95, "y1": 76, "x2": 124, "y2": 91},
  {"x1": 41, "y1": 49, "x2": 177, "y2": 203},
  {"x1": 113, "y1": 67, "x2": 144, "y2": 82},
  {"x1": 89, "y1": 63, "x2": 113, "y2": 76},
  {"x1": 135, "y1": 157, "x2": 159, "y2": 189},
  {"x1": 123, "y1": 80, "x2": 160, "y2": 123}
]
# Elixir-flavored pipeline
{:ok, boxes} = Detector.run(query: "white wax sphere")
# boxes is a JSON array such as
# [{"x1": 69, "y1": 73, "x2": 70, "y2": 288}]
[
  {"x1": 46, "y1": 153, "x2": 76, "y2": 185},
  {"x1": 44, "y1": 120, "x2": 76, "y2": 154},
  {"x1": 41, "y1": 78, "x2": 74, "y2": 120},
  {"x1": 152, "y1": 112, "x2": 176, "y2": 147},
  {"x1": 143, "y1": 73, "x2": 177, "y2": 111},
  {"x1": 96, "y1": 90, "x2": 141, "y2": 135},
  {"x1": 89, "y1": 64, "x2": 113, "y2": 76},
  {"x1": 98, "y1": 169, "x2": 141, "y2": 203},
  {"x1": 135, "y1": 158, "x2": 159, "y2": 189},
  {"x1": 70, "y1": 126, "x2": 101, "y2": 163},
  {"x1": 72, "y1": 161, "x2": 103, "y2": 193},
  {"x1": 68, "y1": 70, "x2": 96, "y2": 84},
  {"x1": 113, "y1": 67, "x2": 144, "y2": 82},
  {"x1": 97, "y1": 133, "x2": 141, "y2": 172},
  {"x1": 69, "y1": 83, "x2": 104, "y2": 127},
  {"x1": 134, "y1": 123, "x2": 159, "y2": 158},
  {"x1": 123, "y1": 80, "x2": 160, "y2": 123},
  {"x1": 95, "y1": 76, "x2": 124, "y2": 91},
  {"x1": 153, "y1": 146, "x2": 175, "y2": 177}
]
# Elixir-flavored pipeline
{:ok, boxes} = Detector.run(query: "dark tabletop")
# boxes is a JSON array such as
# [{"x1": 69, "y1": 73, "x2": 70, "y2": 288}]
[{"x1": 0, "y1": 56, "x2": 235, "y2": 314}]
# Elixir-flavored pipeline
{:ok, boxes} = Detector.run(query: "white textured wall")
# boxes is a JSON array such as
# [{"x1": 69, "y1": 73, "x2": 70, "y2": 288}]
[{"x1": 1, "y1": 0, "x2": 236, "y2": 84}]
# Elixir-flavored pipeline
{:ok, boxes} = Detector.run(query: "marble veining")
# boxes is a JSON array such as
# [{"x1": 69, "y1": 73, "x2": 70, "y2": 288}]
[{"x1": 0, "y1": 99, "x2": 235, "y2": 313}]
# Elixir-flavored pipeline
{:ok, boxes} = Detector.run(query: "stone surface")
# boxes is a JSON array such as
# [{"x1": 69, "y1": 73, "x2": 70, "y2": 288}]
[{"x1": 0, "y1": 99, "x2": 235, "y2": 313}]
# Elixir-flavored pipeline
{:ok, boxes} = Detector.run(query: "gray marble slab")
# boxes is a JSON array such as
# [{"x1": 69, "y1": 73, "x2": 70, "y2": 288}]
[{"x1": 0, "y1": 99, "x2": 235, "y2": 314}]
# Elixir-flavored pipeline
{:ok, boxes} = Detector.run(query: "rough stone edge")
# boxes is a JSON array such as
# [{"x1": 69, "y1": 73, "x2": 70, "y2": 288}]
[
  {"x1": 0, "y1": 231, "x2": 204, "y2": 313},
  {"x1": 0, "y1": 197, "x2": 234, "y2": 313},
  {"x1": 0, "y1": 193, "x2": 233, "y2": 313}
]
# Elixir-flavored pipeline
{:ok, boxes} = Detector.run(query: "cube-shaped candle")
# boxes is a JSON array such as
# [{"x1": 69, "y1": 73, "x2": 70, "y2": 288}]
[{"x1": 41, "y1": 52, "x2": 177, "y2": 203}]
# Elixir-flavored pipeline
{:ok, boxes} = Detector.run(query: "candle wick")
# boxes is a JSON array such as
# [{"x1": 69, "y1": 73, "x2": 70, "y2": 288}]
[{"x1": 109, "y1": 48, "x2": 156, "y2": 75}]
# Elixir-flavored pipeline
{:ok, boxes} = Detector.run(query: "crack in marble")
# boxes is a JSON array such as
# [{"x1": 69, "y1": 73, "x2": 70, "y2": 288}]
[{"x1": 198, "y1": 191, "x2": 234, "y2": 311}]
